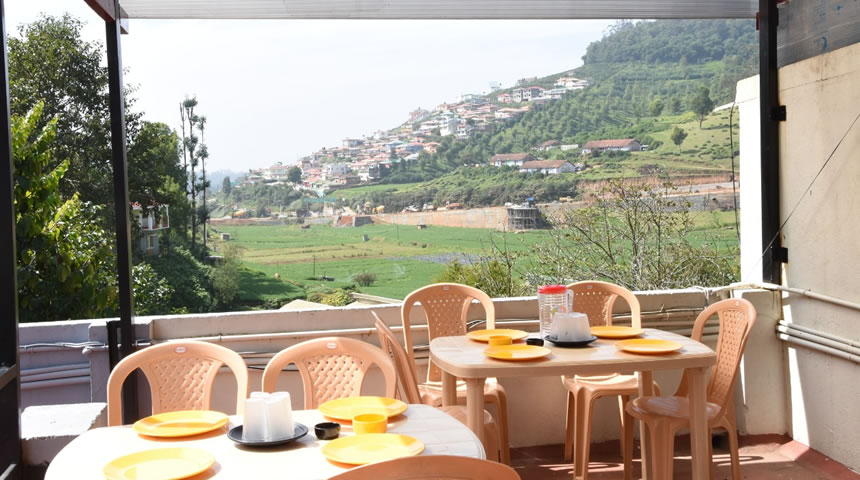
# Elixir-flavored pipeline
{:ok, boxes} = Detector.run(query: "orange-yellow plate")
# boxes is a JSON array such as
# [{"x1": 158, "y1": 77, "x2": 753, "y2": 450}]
[
  {"x1": 615, "y1": 339, "x2": 683, "y2": 355},
  {"x1": 484, "y1": 344, "x2": 551, "y2": 361},
  {"x1": 466, "y1": 329, "x2": 529, "y2": 342},
  {"x1": 591, "y1": 326, "x2": 645, "y2": 339},
  {"x1": 319, "y1": 396, "x2": 407, "y2": 422},
  {"x1": 321, "y1": 433, "x2": 424, "y2": 465},
  {"x1": 132, "y1": 410, "x2": 228, "y2": 438},
  {"x1": 103, "y1": 447, "x2": 215, "y2": 480}
]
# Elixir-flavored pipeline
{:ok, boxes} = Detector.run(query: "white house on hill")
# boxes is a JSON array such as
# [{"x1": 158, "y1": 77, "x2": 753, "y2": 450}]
[
  {"x1": 581, "y1": 139, "x2": 642, "y2": 154},
  {"x1": 519, "y1": 160, "x2": 575, "y2": 174},
  {"x1": 491, "y1": 153, "x2": 536, "y2": 167}
]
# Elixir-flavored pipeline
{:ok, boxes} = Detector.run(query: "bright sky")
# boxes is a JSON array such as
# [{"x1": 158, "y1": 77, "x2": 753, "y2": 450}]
[{"x1": 6, "y1": 1, "x2": 612, "y2": 172}]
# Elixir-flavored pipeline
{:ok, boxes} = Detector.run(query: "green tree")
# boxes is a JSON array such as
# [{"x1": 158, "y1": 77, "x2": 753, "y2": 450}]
[
  {"x1": 221, "y1": 177, "x2": 232, "y2": 196},
  {"x1": 127, "y1": 121, "x2": 186, "y2": 235},
  {"x1": 8, "y1": 14, "x2": 142, "y2": 210},
  {"x1": 532, "y1": 180, "x2": 737, "y2": 290},
  {"x1": 197, "y1": 116, "x2": 210, "y2": 248},
  {"x1": 132, "y1": 263, "x2": 174, "y2": 316},
  {"x1": 287, "y1": 166, "x2": 302, "y2": 183},
  {"x1": 649, "y1": 98, "x2": 664, "y2": 117},
  {"x1": 434, "y1": 234, "x2": 531, "y2": 298},
  {"x1": 670, "y1": 127, "x2": 688, "y2": 154},
  {"x1": 689, "y1": 86, "x2": 714, "y2": 129},
  {"x1": 13, "y1": 103, "x2": 117, "y2": 322},
  {"x1": 179, "y1": 97, "x2": 210, "y2": 251},
  {"x1": 211, "y1": 244, "x2": 242, "y2": 309},
  {"x1": 669, "y1": 97, "x2": 683, "y2": 114}
]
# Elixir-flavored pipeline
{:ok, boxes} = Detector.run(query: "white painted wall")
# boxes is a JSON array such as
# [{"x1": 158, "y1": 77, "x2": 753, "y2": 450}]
[
  {"x1": 736, "y1": 76, "x2": 763, "y2": 284},
  {"x1": 737, "y1": 42, "x2": 860, "y2": 472}
]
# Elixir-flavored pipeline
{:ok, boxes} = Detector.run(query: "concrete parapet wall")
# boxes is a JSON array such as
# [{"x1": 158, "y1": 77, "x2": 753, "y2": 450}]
[{"x1": 18, "y1": 288, "x2": 787, "y2": 451}]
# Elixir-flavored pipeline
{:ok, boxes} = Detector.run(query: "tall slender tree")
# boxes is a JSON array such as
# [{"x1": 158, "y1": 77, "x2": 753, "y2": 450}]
[
  {"x1": 198, "y1": 116, "x2": 210, "y2": 248},
  {"x1": 180, "y1": 97, "x2": 200, "y2": 248}
]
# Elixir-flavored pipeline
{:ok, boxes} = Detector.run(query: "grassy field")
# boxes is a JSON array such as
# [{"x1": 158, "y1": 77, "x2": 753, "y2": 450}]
[
  {"x1": 213, "y1": 211, "x2": 738, "y2": 304},
  {"x1": 212, "y1": 224, "x2": 549, "y2": 301},
  {"x1": 333, "y1": 182, "x2": 424, "y2": 200}
]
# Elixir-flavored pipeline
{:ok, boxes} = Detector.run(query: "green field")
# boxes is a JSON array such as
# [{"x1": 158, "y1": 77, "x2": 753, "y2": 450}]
[
  {"x1": 212, "y1": 223, "x2": 548, "y2": 301},
  {"x1": 213, "y1": 212, "x2": 737, "y2": 305},
  {"x1": 333, "y1": 182, "x2": 424, "y2": 200}
]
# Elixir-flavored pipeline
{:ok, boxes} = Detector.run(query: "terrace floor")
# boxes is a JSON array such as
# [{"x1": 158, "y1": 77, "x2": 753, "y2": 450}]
[{"x1": 512, "y1": 434, "x2": 860, "y2": 480}]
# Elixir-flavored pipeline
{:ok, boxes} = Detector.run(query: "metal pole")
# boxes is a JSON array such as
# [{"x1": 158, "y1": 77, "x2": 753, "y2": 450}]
[
  {"x1": 0, "y1": 0, "x2": 22, "y2": 475},
  {"x1": 105, "y1": 1, "x2": 138, "y2": 424},
  {"x1": 759, "y1": 0, "x2": 784, "y2": 283}
]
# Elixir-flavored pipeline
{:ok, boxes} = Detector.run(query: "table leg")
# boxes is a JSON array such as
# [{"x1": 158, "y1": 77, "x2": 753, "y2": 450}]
[
  {"x1": 465, "y1": 377, "x2": 486, "y2": 444},
  {"x1": 441, "y1": 371, "x2": 457, "y2": 407},
  {"x1": 687, "y1": 367, "x2": 710, "y2": 480},
  {"x1": 637, "y1": 371, "x2": 654, "y2": 480}
]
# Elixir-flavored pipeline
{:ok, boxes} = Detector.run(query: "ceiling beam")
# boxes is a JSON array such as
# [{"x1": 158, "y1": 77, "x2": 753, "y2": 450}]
[
  {"x1": 102, "y1": 0, "x2": 758, "y2": 20},
  {"x1": 83, "y1": 0, "x2": 129, "y2": 33}
]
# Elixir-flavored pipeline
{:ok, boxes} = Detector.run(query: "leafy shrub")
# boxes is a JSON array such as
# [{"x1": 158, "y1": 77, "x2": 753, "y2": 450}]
[
  {"x1": 211, "y1": 243, "x2": 242, "y2": 309},
  {"x1": 352, "y1": 272, "x2": 376, "y2": 287},
  {"x1": 147, "y1": 246, "x2": 214, "y2": 312},
  {"x1": 321, "y1": 290, "x2": 352, "y2": 306},
  {"x1": 132, "y1": 263, "x2": 174, "y2": 316}
]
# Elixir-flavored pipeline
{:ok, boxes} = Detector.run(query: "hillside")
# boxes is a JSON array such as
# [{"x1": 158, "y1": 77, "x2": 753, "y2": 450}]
[{"x1": 336, "y1": 19, "x2": 755, "y2": 210}]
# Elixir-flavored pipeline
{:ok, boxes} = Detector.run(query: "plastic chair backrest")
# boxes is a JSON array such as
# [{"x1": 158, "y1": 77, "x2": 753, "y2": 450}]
[
  {"x1": 566, "y1": 281, "x2": 642, "y2": 328},
  {"x1": 401, "y1": 283, "x2": 495, "y2": 383},
  {"x1": 373, "y1": 312, "x2": 423, "y2": 404},
  {"x1": 675, "y1": 298, "x2": 756, "y2": 417},
  {"x1": 328, "y1": 455, "x2": 521, "y2": 480},
  {"x1": 261, "y1": 336, "x2": 397, "y2": 408},
  {"x1": 106, "y1": 340, "x2": 250, "y2": 426}
]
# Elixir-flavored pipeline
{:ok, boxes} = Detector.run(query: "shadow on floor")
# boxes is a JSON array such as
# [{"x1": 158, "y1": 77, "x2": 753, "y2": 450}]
[{"x1": 511, "y1": 434, "x2": 859, "y2": 480}]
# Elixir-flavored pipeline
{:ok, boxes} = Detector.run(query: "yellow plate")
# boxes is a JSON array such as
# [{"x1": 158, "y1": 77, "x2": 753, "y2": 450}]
[
  {"x1": 319, "y1": 396, "x2": 407, "y2": 422},
  {"x1": 103, "y1": 447, "x2": 215, "y2": 480},
  {"x1": 466, "y1": 329, "x2": 529, "y2": 342},
  {"x1": 321, "y1": 433, "x2": 424, "y2": 465},
  {"x1": 484, "y1": 344, "x2": 552, "y2": 361},
  {"x1": 616, "y1": 339, "x2": 683, "y2": 355},
  {"x1": 591, "y1": 326, "x2": 645, "y2": 339},
  {"x1": 132, "y1": 410, "x2": 228, "y2": 438}
]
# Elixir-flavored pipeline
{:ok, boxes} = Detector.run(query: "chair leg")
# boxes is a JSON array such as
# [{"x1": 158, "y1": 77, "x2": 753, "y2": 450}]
[
  {"x1": 487, "y1": 391, "x2": 511, "y2": 465},
  {"x1": 564, "y1": 390, "x2": 576, "y2": 462},
  {"x1": 707, "y1": 432, "x2": 715, "y2": 480},
  {"x1": 573, "y1": 389, "x2": 595, "y2": 480},
  {"x1": 725, "y1": 421, "x2": 741, "y2": 480},
  {"x1": 483, "y1": 420, "x2": 500, "y2": 463},
  {"x1": 618, "y1": 395, "x2": 634, "y2": 480}
]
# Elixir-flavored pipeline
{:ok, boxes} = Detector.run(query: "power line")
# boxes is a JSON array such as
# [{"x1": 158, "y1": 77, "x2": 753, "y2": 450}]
[{"x1": 758, "y1": 109, "x2": 860, "y2": 265}]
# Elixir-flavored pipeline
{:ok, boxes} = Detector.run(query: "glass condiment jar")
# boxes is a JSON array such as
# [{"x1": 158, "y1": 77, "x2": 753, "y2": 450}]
[{"x1": 537, "y1": 285, "x2": 574, "y2": 339}]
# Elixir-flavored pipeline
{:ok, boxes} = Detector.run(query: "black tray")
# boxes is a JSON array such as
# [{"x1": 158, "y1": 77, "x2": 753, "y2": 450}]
[
  {"x1": 228, "y1": 423, "x2": 308, "y2": 447},
  {"x1": 545, "y1": 335, "x2": 598, "y2": 348}
]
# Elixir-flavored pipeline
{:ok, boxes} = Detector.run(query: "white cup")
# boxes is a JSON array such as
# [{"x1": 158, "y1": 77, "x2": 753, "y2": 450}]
[
  {"x1": 267, "y1": 392, "x2": 294, "y2": 440},
  {"x1": 243, "y1": 396, "x2": 268, "y2": 442},
  {"x1": 551, "y1": 312, "x2": 591, "y2": 342}
]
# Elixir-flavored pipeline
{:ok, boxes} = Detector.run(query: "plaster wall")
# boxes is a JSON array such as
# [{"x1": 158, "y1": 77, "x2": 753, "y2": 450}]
[{"x1": 737, "y1": 42, "x2": 860, "y2": 471}]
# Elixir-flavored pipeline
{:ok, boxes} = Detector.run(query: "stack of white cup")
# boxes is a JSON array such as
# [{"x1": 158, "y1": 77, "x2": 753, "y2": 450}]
[
  {"x1": 551, "y1": 311, "x2": 591, "y2": 342},
  {"x1": 243, "y1": 391, "x2": 294, "y2": 442}
]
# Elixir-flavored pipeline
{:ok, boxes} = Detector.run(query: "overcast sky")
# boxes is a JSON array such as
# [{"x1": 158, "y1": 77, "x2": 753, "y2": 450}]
[{"x1": 6, "y1": 1, "x2": 612, "y2": 172}]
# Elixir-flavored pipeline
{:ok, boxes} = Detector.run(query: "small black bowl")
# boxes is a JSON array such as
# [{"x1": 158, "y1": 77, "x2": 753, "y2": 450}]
[{"x1": 314, "y1": 422, "x2": 341, "y2": 440}]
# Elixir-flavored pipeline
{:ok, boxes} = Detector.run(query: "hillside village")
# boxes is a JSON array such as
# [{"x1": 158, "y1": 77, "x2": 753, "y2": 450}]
[{"x1": 235, "y1": 74, "x2": 600, "y2": 199}]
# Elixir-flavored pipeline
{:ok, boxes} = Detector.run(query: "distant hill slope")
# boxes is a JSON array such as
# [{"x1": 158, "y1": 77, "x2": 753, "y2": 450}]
[{"x1": 381, "y1": 19, "x2": 756, "y2": 185}]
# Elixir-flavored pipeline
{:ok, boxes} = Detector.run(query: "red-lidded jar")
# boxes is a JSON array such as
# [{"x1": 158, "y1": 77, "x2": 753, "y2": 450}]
[{"x1": 537, "y1": 285, "x2": 574, "y2": 338}]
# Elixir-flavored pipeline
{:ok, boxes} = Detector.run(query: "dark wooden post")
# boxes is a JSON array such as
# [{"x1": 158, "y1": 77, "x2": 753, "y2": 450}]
[
  {"x1": 0, "y1": 0, "x2": 22, "y2": 476},
  {"x1": 106, "y1": 0, "x2": 138, "y2": 424}
]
